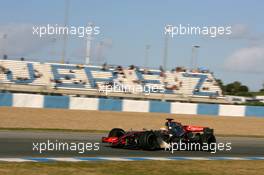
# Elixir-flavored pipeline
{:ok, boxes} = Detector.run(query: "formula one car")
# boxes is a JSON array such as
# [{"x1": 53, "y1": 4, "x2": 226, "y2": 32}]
[{"x1": 102, "y1": 118, "x2": 216, "y2": 151}]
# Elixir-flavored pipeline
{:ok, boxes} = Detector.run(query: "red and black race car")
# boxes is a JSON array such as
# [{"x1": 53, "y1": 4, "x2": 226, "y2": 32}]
[{"x1": 102, "y1": 118, "x2": 216, "y2": 151}]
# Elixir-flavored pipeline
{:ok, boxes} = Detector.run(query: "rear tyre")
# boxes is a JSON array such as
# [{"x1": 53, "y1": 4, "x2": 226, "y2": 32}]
[
  {"x1": 139, "y1": 131, "x2": 158, "y2": 150},
  {"x1": 200, "y1": 134, "x2": 216, "y2": 151},
  {"x1": 207, "y1": 135, "x2": 216, "y2": 151}
]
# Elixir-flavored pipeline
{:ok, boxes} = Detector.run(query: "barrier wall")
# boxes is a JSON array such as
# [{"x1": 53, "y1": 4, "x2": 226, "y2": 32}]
[{"x1": 0, "y1": 93, "x2": 264, "y2": 117}]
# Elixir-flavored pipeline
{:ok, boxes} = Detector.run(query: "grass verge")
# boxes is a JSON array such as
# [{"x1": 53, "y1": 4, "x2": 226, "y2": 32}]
[{"x1": 0, "y1": 161, "x2": 263, "y2": 175}]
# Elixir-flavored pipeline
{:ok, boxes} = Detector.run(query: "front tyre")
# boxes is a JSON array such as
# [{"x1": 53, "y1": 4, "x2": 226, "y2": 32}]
[
  {"x1": 108, "y1": 128, "x2": 125, "y2": 148},
  {"x1": 108, "y1": 128, "x2": 125, "y2": 137},
  {"x1": 139, "y1": 131, "x2": 159, "y2": 150}
]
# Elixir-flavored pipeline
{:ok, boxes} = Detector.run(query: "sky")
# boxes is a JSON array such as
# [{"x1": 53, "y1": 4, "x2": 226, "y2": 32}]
[{"x1": 0, "y1": 0, "x2": 263, "y2": 91}]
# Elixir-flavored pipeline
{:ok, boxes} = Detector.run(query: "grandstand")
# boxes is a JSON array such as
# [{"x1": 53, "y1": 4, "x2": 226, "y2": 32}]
[{"x1": 0, "y1": 59, "x2": 227, "y2": 104}]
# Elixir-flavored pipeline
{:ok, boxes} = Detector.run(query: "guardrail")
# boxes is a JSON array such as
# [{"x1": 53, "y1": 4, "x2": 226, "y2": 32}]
[{"x1": 0, "y1": 93, "x2": 263, "y2": 117}]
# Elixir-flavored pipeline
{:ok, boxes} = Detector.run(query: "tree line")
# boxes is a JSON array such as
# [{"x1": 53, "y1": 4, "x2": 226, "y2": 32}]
[{"x1": 216, "y1": 79, "x2": 264, "y2": 97}]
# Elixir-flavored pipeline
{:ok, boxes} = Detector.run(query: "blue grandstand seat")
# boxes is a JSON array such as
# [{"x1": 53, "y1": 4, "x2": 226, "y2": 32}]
[{"x1": 0, "y1": 60, "x2": 222, "y2": 97}]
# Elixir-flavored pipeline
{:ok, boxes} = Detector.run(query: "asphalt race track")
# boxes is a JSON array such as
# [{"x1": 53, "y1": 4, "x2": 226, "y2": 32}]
[{"x1": 0, "y1": 130, "x2": 263, "y2": 158}]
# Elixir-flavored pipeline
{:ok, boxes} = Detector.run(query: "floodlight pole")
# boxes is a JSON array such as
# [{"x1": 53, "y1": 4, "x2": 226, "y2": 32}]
[
  {"x1": 61, "y1": 0, "x2": 70, "y2": 64},
  {"x1": 85, "y1": 23, "x2": 93, "y2": 65},
  {"x1": 1, "y1": 34, "x2": 7, "y2": 59},
  {"x1": 144, "y1": 44, "x2": 150, "y2": 68},
  {"x1": 190, "y1": 45, "x2": 200, "y2": 69},
  {"x1": 163, "y1": 32, "x2": 169, "y2": 71}
]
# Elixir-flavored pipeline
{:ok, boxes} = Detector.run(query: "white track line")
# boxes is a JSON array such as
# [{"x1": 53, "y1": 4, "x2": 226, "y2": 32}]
[
  {"x1": 0, "y1": 158, "x2": 36, "y2": 162},
  {"x1": 49, "y1": 158, "x2": 83, "y2": 162}
]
